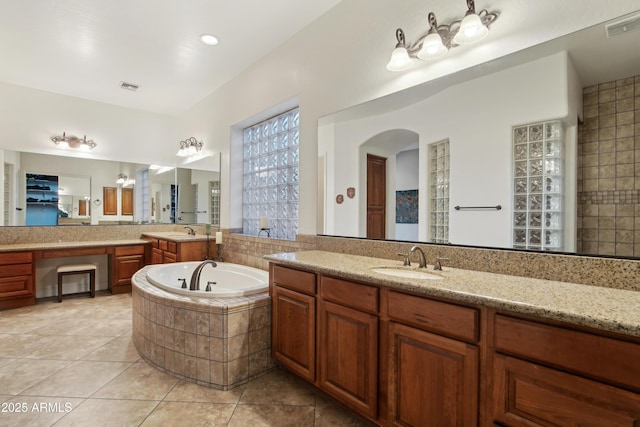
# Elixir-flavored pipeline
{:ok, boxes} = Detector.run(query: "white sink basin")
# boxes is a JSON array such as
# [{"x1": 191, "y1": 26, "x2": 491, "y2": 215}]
[{"x1": 371, "y1": 268, "x2": 443, "y2": 280}]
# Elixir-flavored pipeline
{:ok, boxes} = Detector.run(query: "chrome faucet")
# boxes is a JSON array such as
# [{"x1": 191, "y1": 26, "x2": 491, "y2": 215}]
[
  {"x1": 189, "y1": 260, "x2": 217, "y2": 290},
  {"x1": 409, "y1": 246, "x2": 427, "y2": 268},
  {"x1": 184, "y1": 226, "x2": 196, "y2": 236},
  {"x1": 434, "y1": 257, "x2": 449, "y2": 271}
]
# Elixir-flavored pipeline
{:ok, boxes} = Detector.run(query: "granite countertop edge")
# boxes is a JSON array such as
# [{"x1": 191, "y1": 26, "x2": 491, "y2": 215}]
[
  {"x1": 0, "y1": 239, "x2": 151, "y2": 252},
  {"x1": 140, "y1": 231, "x2": 212, "y2": 242},
  {"x1": 264, "y1": 250, "x2": 640, "y2": 338}
]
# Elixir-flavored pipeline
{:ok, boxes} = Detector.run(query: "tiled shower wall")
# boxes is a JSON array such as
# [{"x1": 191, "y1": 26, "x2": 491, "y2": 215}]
[{"x1": 577, "y1": 75, "x2": 640, "y2": 257}]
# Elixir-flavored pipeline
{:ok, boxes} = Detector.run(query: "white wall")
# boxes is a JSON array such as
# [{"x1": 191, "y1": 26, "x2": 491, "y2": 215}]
[
  {"x1": 0, "y1": 0, "x2": 635, "y2": 237},
  {"x1": 322, "y1": 52, "x2": 575, "y2": 248}
]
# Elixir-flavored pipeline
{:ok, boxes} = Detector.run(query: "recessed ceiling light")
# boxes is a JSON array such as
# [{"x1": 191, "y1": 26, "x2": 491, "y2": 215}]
[{"x1": 200, "y1": 34, "x2": 219, "y2": 46}]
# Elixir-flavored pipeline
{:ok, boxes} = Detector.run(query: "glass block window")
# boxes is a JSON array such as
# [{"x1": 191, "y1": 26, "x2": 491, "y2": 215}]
[
  {"x1": 429, "y1": 140, "x2": 450, "y2": 243},
  {"x1": 513, "y1": 121, "x2": 563, "y2": 251},
  {"x1": 134, "y1": 167, "x2": 150, "y2": 223},
  {"x1": 3, "y1": 163, "x2": 9, "y2": 226},
  {"x1": 209, "y1": 180, "x2": 220, "y2": 227},
  {"x1": 243, "y1": 107, "x2": 299, "y2": 239}
]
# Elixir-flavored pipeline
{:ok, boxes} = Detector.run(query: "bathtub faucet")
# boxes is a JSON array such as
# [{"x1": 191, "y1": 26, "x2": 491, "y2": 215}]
[{"x1": 189, "y1": 260, "x2": 218, "y2": 291}]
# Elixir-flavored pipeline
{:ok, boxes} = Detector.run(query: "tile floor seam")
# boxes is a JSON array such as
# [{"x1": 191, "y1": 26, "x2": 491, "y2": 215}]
[
  {"x1": 1, "y1": 294, "x2": 368, "y2": 426},
  {"x1": 136, "y1": 399, "x2": 164, "y2": 427}
]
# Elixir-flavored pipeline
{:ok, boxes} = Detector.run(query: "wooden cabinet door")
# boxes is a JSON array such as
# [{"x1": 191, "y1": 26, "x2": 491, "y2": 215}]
[
  {"x1": 388, "y1": 322, "x2": 478, "y2": 427},
  {"x1": 272, "y1": 285, "x2": 316, "y2": 382},
  {"x1": 163, "y1": 252, "x2": 177, "y2": 263},
  {"x1": 113, "y1": 254, "x2": 144, "y2": 293},
  {"x1": 103, "y1": 187, "x2": 118, "y2": 215},
  {"x1": 492, "y1": 354, "x2": 640, "y2": 426},
  {"x1": 318, "y1": 299, "x2": 378, "y2": 419},
  {"x1": 121, "y1": 187, "x2": 133, "y2": 216},
  {"x1": 151, "y1": 248, "x2": 163, "y2": 264}
]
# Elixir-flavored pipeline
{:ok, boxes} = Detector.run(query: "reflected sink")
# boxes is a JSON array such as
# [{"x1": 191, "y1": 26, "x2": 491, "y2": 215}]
[{"x1": 371, "y1": 268, "x2": 443, "y2": 280}]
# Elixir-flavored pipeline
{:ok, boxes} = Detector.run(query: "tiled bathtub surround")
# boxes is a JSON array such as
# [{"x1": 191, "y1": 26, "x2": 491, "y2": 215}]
[{"x1": 131, "y1": 267, "x2": 274, "y2": 390}]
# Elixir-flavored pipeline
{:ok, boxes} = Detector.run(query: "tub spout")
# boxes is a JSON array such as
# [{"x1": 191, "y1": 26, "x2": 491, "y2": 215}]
[{"x1": 189, "y1": 260, "x2": 218, "y2": 291}]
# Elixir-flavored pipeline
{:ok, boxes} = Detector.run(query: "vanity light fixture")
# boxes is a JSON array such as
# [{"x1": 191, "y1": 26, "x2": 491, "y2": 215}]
[
  {"x1": 177, "y1": 137, "x2": 204, "y2": 157},
  {"x1": 386, "y1": 0, "x2": 498, "y2": 72},
  {"x1": 51, "y1": 132, "x2": 97, "y2": 150}
]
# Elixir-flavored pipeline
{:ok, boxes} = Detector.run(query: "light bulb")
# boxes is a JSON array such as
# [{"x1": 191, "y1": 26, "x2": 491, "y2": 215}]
[
  {"x1": 386, "y1": 47, "x2": 414, "y2": 72},
  {"x1": 453, "y1": 13, "x2": 488, "y2": 45},
  {"x1": 417, "y1": 32, "x2": 448, "y2": 60}
]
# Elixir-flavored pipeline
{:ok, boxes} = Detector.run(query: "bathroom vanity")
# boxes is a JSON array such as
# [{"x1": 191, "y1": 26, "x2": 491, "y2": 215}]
[
  {"x1": 0, "y1": 240, "x2": 149, "y2": 309},
  {"x1": 266, "y1": 250, "x2": 640, "y2": 426},
  {"x1": 142, "y1": 231, "x2": 211, "y2": 264}
]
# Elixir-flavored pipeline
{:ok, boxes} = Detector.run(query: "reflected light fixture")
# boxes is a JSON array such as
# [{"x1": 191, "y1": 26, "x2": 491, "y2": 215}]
[
  {"x1": 177, "y1": 137, "x2": 203, "y2": 157},
  {"x1": 386, "y1": 0, "x2": 498, "y2": 72},
  {"x1": 51, "y1": 132, "x2": 97, "y2": 150},
  {"x1": 116, "y1": 174, "x2": 127, "y2": 185}
]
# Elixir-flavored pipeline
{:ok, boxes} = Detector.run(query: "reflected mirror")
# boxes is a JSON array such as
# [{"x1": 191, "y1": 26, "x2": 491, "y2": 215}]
[
  {"x1": 318, "y1": 11, "x2": 640, "y2": 258},
  {"x1": 2, "y1": 150, "x2": 221, "y2": 227}
]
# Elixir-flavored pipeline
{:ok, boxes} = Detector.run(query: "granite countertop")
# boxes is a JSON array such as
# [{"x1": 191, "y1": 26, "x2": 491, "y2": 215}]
[
  {"x1": 264, "y1": 250, "x2": 640, "y2": 338},
  {"x1": 141, "y1": 231, "x2": 212, "y2": 242},
  {"x1": 0, "y1": 239, "x2": 150, "y2": 252}
]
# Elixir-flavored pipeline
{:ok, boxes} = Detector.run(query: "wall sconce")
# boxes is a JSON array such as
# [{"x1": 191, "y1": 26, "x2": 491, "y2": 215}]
[
  {"x1": 177, "y1": 137, "x2": 203, "y2": 157},
  {"x1": 51, "y1": 132, "x2": 97, "y2": 150},
  {"x1": 386, "y1": 0, "x2": 498, "y2": 72},
  {"x1": 116, "y1": 174, "x2": 127, "y2": 185}
]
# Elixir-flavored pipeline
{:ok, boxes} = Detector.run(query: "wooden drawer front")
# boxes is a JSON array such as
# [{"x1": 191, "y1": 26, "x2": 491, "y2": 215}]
[
  {"x1": 320, "y1": 276, "x2": 378, "y2": 313},
  {"x1": 163, "y1": 252, "x2": 177, "y2": 263},
  {"x1": 0, "y1": 263, "x2": 32, "y2": 278},
  {"x1": 494, "y1": 315, "x2": 640, "y2": 392},
  {"x1": 43, "y1": 247, "x2": 106, "y2": 258},
  {"x1": 167, "y1": 242, "x2": 177, "y2": 254},
  {"x1": 493, "y1": 354, "x2": 640, "y2": 426},
  {"x1": 388, "y1": 291, "x2": 479, "y2": 343},
  {"x1": 272, "y1": 265, "x2": 316, "y2": 295},
  {"x1": 114, "y1": 245, "x2": 146, "y2": 257},
  {"x1": 0, "y1": 275, "x2": 33, "y2": 297},
  {"x1": 114, "y1": 255, "x2": 144, "y2": 285},
  {"x1": 158, "y1": 240, "x2": 168, "y2": 251},
  {"x1": 0, "y1": 251, "x2": 33, "y2": 265}
]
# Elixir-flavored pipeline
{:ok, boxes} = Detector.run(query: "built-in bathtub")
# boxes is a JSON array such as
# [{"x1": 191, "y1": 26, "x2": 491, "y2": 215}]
[
  {"x1": 146, "y1": 261, "x2": 268, "y2": 297},
  {"x1": 132, "y1": 262, "x2": 274, "y2": 390}
]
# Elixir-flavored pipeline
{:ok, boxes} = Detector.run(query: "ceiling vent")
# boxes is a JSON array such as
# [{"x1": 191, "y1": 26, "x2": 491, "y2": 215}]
[
  {"x1": 119, "y1": 81, "x2": 140, "y2": 91},
  {"x1": 606, "y1": 13, "x2": 640, "y2": 37}
]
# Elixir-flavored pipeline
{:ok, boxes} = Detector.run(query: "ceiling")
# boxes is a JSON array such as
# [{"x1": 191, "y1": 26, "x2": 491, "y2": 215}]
[
  {"x1": 0, "y1": 0, "x2": 343, "y2": 115},
  {"x1": 0, "y1": 1, "x2": 638, "y2": 118}
]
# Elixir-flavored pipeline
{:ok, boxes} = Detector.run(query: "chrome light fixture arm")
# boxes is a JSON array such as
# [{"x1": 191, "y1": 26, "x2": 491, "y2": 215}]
[{"x1": 387, "y1": 0, "x2": 499, "y2": 71}]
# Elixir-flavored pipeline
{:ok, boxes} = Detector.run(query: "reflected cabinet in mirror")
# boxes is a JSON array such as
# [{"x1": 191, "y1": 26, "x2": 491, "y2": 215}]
[
  {"x1": 318, "y1": 11, "x2": 640, "y2": 258},
  {"x1": 2, "y1": 150, "x2": 220, "y2": 227}
]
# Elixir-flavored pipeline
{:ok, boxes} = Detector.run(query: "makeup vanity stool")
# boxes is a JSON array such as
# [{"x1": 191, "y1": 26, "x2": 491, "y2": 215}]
[{"x1": 57, "y1": 264, "x2": 96, "y2": 302}]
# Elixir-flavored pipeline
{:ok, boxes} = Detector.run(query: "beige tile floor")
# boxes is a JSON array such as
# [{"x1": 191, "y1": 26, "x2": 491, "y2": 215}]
[{"x1": 0, "y1": 293, "x2": 371, "y2": 426}]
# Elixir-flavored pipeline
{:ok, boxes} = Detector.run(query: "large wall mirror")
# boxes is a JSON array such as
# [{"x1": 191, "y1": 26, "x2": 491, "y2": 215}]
[
  {"x1": 2, "y1": 150, "x2": 220, "y2": 227},
  {"x1": 318, "y1": 11, "x2": 640, "y2": 259}
]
